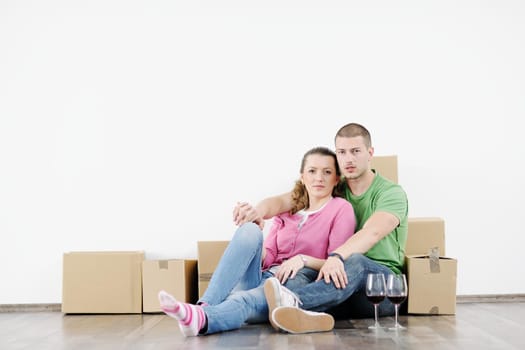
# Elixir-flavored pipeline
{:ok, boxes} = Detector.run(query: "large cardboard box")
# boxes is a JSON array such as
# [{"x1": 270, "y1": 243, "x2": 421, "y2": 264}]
[
  {"x1": 62, "y1": 251, "x2": 144, "y2": 314},
  {"x1": 197, "y1": 241, "x2": 229, "y2": 298},
  {"x1": 142, "y1": 259, "x2": 198, "y2": 313},
  {"x1": 406, "y1": 254, "x2": 457, "y2": 315},
  {"x1": 371, "y1": 155, "x2": 398, "y2": 184},
  {"x1": 406, "y1": 217, "x2": 446, "y2": 256}
]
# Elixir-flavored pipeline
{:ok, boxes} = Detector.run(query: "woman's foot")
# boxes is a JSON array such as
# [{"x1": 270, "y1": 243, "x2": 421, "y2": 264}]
[{"x1": 158, "y1": 290, "x2": 206, "y2": 337}]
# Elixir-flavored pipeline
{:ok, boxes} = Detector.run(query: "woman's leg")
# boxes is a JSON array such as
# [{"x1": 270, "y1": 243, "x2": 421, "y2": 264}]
[
  {"x1": 203, "y1": 272, "x2": 273, "y2": 334},
  {"x1": 200, "y1": 223, "x2": 264, "y2": 305}
]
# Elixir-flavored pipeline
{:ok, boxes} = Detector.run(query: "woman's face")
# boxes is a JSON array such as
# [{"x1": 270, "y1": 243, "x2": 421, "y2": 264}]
[{"x1": 300, "y1": 154, "x2": 339, "y2": 201}]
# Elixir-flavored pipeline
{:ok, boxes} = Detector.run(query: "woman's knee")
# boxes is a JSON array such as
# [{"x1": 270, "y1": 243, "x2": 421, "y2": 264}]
[{"x1": 232, "y1": 223, "x2": 263, "y2": 247}]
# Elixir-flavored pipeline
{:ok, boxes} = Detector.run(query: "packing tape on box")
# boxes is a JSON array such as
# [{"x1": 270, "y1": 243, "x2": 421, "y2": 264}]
[
  {"x1": 158, "y1": 260, "x2": 169, "y2": 269},
  {"x1": 429, "y1": 247, "x2": 440, "y2": 273}
]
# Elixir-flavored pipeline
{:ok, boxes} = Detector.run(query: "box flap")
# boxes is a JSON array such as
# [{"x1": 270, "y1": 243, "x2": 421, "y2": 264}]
[{"x1": 371, "y1": 155, "x2": 398, "y2": 184}]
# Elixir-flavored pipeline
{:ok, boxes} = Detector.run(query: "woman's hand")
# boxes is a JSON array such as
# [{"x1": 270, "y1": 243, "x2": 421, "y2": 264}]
[
  {"x1": 316, "y1": 256, "x2": 348, "y2": 289},
  {"x1": 232, "y1": 202, "x2": 264, "y2": 229},
  {"x1": 275, "y1": 255, "x2": 304, "y2": 284}
]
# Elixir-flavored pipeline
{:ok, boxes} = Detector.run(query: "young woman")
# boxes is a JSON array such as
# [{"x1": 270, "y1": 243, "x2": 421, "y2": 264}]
[{"x1": 158, "y1": 146, "x2": 356, "y2": 336}]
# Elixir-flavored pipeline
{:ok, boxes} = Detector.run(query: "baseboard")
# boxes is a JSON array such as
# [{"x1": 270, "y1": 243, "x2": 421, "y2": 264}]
[
  {"x1": 456, "y1": 294, "x2": 525, "y2": 303},
  {"x1": 1, "y1": 294, "x2": 524, "y2": 313},
  {"x1": 0, "y1": 304, "x2": 62, "y2": 312}
]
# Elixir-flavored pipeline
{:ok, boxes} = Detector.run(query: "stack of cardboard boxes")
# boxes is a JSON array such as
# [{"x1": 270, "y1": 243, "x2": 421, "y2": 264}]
[
  {"x1": 61, "y1": 156, "x2": 457, "y2": 315},
  {"x1": 62, "y1": 252, "x2": 198, "y2": 314},
  {"x1": 405, "y1": 218, "x2": 457, "y2": 314},
  {"x1": 372, "y1": 156, "x2": 457, "y2": 315}
]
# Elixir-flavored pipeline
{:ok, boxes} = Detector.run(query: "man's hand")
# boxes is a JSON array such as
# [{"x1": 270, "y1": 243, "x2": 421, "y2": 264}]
[
  {"x1": 275, "y1": 255, "x2": 304, "y2": 285},
  {"x1": 316, "y1": 256, "x2": 348, "y2": 289},
  {"x1": 232, "y1": 202, "x2": 264, "y2": 229}
]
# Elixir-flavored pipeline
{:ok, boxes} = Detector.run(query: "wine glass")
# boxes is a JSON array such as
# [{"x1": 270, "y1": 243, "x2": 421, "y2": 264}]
[
  {"x1": 386, "y1": 274, "x2": 408, "y2": 330},
  {"x1": 366, "y1": 273, "x2": 386, "y2": 329}
]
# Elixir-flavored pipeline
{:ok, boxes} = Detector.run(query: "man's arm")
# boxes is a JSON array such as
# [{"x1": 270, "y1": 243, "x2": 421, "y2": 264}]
[
  {"x1": 233, "y1": 192, "x2": 293, "y2": 227},
  {"x1": 334, "y1": 211, "x2": 400, "y2": 258},
  {"x1": 317, "y1": 211, "x2": 400, "y2": 288}
]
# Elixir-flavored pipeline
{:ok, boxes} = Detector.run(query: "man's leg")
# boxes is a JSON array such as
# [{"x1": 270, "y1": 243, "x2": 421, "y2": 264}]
[
  {"x1": 268, "y1": 254, "x2": 394, "y2": 333},
  {"x1": 264, "y1": 267, "x2": 319, "y2": 330},
  {"x1": 264, "y1": 277, "x2": 334, "y2": 333},
  {"x1": 293, "y1": 253, "x2": 393, "y2": 311},
  {"x1": 283, "y1": 267, "x2": 318, "y2": 291}
]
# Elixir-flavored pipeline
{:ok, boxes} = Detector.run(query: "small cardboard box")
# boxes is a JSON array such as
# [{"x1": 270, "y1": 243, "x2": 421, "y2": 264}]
[
  {"x1": 62, "y1": 251, "x2": 144, "y2": 314},
  {"x1": 406, "y1": 254, "x2": 457, "y2": 315},
  {"x1": 406, "y1": 217, "x2": 446, "y2": 256},
  {"x1": 142, "y1": 259, "x2": 198, "y2": 313},
  {"x1": 371, "y1": 155, "x2": 398, "y2": 184},
  {"x1": 197, "y1": 241, "x2": 229, "y2": 298}
]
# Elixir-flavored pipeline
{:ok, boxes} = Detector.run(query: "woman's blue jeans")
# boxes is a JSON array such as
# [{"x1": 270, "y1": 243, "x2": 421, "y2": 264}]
[{"x1": 199, "y1": 223, "x2": 317, "y2": 334}]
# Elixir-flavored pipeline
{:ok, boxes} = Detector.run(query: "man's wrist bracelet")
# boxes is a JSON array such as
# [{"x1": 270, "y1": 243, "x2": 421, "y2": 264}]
[{"x1": 328, "y1": 252, "x2": 345, "y2": 263}]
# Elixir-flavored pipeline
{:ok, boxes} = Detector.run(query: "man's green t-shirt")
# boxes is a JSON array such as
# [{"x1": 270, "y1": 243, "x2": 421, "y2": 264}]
[{"x1": 340, "y1": 171, "x2": 408, "y2": 274}]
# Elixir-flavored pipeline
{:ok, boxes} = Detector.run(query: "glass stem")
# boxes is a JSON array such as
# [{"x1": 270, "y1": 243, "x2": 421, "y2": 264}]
[
  {"x1": 374, "y1": 304, "x2": 379, "y2": 325},
  {"x1": 394, "y1": 304, "x2": 399, "y2": 326}
]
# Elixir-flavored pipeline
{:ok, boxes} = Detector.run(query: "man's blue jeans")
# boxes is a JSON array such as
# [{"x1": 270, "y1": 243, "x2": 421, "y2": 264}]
[
  {"x1": 290, "y1": 253, "x2": 396, "y2": 318},
  {"x1": 199, "y1": 223, "x2": 317, "y2": 334}
]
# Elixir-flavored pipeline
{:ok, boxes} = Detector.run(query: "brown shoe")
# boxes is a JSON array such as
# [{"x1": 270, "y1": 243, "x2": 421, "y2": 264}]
[{"x1": 271, "y1": 306, "x2": 335, "y2": 334}]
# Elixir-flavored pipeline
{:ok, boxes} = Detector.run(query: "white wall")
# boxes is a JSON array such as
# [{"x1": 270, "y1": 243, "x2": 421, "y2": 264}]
[{"x1": 1, "y1": 1, "x2": 524, "y2": 304}]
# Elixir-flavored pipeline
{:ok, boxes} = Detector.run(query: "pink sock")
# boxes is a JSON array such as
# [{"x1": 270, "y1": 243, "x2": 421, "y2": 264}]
[{"x1": 158, "y1": 290, "x2": 206, "y2": 337}]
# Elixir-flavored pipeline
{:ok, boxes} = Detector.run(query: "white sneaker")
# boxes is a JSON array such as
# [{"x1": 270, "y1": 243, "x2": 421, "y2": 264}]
[
  {"x1": 272, "y1": 306, "x2": 335, "y2": 334},
  {"x1": 264, "y1": 277, "x2": 302, "y2": 330}
]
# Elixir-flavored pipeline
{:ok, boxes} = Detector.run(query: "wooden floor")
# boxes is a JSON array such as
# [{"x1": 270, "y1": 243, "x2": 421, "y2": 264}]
[{"x1": 1, "y1": 302, "x2": 524, "y2": 350}]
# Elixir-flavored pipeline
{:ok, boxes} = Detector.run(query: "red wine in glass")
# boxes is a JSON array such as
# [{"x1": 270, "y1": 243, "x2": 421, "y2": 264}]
[
  {"x1": 386, "y1": 295, "x2": 406, "y2": 304},
  {"x1": 366, "y1": 273, "x2": 386, "y2": 329},
  {"x1": 386, "y1": 274, "x2": 408, "y2": 330},
  {"x1": 367, "y1": 295, "x2": 386, "y2": 304}
]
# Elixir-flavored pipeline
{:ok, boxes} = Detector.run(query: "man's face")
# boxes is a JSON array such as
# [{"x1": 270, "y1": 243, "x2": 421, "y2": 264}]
[{"x1": 334, "y1": 136, "x2": 372, "y2": 180}]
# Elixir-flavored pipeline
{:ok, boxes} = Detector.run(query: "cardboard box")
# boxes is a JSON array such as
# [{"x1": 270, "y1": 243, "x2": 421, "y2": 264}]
[
  {"x1": 406, "y1": 254, "x2": 457, "y2": 315},
  {"x1": 62, "y1": 251, "x2": 144, "y2": 314},
  {"x1": 142, "y1": 259, "x2": 198, "y2": 313},
  {"x1": 371, "y1": 155, "x2": 398, "y2": 184},
  {"x1": 406, "y1": 217, "x2": 446, "y2": 256},
  {"x1": 197, "y1": 241, "x2": 229, "y2": 298}
]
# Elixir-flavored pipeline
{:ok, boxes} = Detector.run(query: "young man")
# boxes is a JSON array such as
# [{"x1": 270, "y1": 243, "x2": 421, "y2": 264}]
[{"x1": 233, "y1": 122, "x2": 409, "y2": 333}]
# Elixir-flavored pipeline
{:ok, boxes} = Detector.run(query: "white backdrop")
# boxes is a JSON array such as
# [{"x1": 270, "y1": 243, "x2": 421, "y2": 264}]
[{"x1": 1, "y1": 1, "x2": 524, "y2": 304}]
